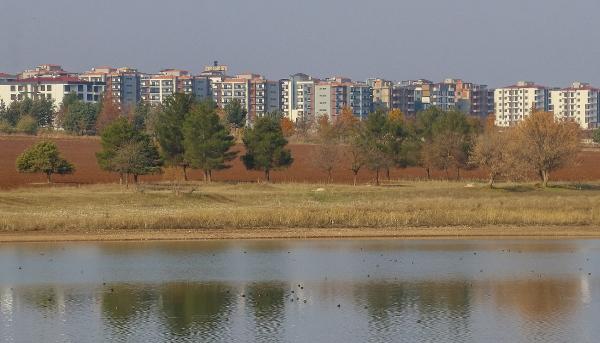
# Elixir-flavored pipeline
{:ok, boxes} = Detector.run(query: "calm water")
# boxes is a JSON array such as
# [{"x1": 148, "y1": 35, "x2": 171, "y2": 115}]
[{"x1": 0, "y1": 239, "x2": 599, "y2": 342}]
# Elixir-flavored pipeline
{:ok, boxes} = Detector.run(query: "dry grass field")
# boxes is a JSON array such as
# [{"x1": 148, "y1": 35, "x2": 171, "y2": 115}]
[
  {"x1": 1, "y1": 181, "x2": 600, "y2": 235},
  {"x1": 2, "y1": 135, "x2": 600, "y2": 189}
]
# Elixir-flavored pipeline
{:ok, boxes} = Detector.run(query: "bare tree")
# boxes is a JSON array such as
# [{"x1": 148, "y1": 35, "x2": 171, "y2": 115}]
[
  {"x1": 513, "y1": 111, "x2": 580, "y2": 187},
  {"x1": 470, "y1": 127, "x2": 513, "y2": 188},
  {"x1": 314, "y1": 141, "x2": 342, "y2": 183}
]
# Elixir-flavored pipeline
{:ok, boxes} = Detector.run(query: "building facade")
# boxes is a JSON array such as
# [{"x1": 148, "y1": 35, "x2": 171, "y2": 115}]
[
  {"x1": 550, "y1": 82, "x2": 599, "y2": 129},
  {"x1": 314, "y1": 77, "x2": 373, "y2": 120},
  {"x1": 211, "y1": 73, "x2": 280, "y2": 124},
  {"x1": 494, "y1": 81, "x2": 550, "y2": 127},
  {"x1": 280, "y1": 73, "x2": 316, "y2": 122},
  {"x1": 80, "y1": 66, "x2": 142, "y2": 108},
  {"x1": 368, "y1": 78, "x2": 393, "y2": 110},
  {"x1": 0, "y1": 77, "x2": 105, "y2": 106}
]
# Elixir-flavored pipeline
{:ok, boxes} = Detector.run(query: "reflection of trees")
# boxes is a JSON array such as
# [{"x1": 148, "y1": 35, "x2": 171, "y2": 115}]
[
  {"x1": 18, "y1": 286, "x2": 60, "y2": 314},
  {"x1": 488, "y1": 278, "x2": 579, "y2": 320},
  {"x1": 356, "y1": 281, "x2": 471, "y2": 316},
  {"x1": 101, "y1": 285, "x2": 155, "y2": 335},
  {"x1": 355, "y1": 281, "x2": 472, "y2": 337},
  {"x1": 246, "y1": 282, "x2": 286, "y2": 341},
  {"x1": 159, "y1": 282, "x2": 232, "y2": 337}
]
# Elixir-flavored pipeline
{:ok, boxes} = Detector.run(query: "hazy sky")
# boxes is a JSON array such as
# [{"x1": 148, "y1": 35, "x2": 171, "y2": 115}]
[{"x1": 1, "y1": 0, "x2": 599, "y2": 87}]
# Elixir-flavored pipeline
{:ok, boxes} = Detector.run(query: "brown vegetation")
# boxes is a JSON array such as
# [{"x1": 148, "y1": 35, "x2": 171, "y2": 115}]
[{"x1": 2, "y1": 135, "x2": 600, "y2": 189}]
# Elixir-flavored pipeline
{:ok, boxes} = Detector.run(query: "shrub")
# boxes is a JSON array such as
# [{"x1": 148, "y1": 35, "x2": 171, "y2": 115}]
[{"x1": 15, "y1": 115, "x2": 38, "y2": 135}]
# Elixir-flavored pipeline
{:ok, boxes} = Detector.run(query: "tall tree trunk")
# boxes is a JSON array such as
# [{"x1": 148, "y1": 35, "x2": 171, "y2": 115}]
[
  {"x1": 203, "y1": 170, "x2": 208, "y2": 182},
  {"x1": 207, "y1": 170, "x2": 212, "y2": 183},
  {"x1": 444, "y1": 168, "x2": 449, "y2": 180},
  {"x1": 133, "y1": 174, "x2": 138, "y2": 184},
  {"x1": 353, "y1": 171, "x2": 358, "y2": 186},
  {"x1": 119, "y1": 173, "x2": 123, "y2": 185},
  {"x1": 541, "y1": 170, "x2": 549, "y2": 188},
  {"x1": 425, "y1": 167, "x2": 430, "y2": 180},
  {"x1": 265, "y1": 169, "x2": 270, "y2": 182},
  {"x1": 386, "y1": 167, "x2": 390, "y2": 180},
  {"x1": 46, "y1": 172, "x2": 52, "y2": 184},
  {"x1": 182, "y1": 165, "x2": 188, "y2": 181},
  {"x1": 328, "y1": 169, "x2": 332, "y2": 183},
  {"x1": 488, "y1": 174, "x2": 495, "y2": 189},
  {"x1": 456, "y1": 167, "x2": 461, "y2": 181},
  {"x1": 125, "y1": 173, "x2": 129, "y2": 189},
  {"x1": 375, "y1": 168, "x2": 380, "y2": 186}
]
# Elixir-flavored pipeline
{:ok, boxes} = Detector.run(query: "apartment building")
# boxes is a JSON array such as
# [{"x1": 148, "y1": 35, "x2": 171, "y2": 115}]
[
  {"x1": 19, "y1": 64, "x2": 72, "y2": 79},
  {"x1": 211, "y1": 73, "x2": 279, "y2": 123},
  {"x1": 314, "y1": 77, "x2": 373, "y2": 120},
  {"x1": 494, "y1": 81, "x2": 550, "y2": 127},
  {"x1": 451, "y1": 79, "x2": 494, "y2": 117},
  {"x1": 80, "y1": 67, "x2": 142, "y2": 108},
  {"x1": 367, "y1": 78, "x2": 393, "y2": 110},
  {"x1": 280, "y1": 73, "x2": 317, "y2": 122},
  {"x1": 0, "y1": 77, "x2": 105, "y2": 106},
  {"x1": 0, "y1": 73, "x2": 16, "y2": 83},
  {"x1": 392, "y1": 80, "x2": 433, "y2": 116},
  {"x1": 550, "y1": 82, "x2": 599, "y2": 129},
  {"x1": 140, "y1": 69, "x2": 210, "y2": 105}
]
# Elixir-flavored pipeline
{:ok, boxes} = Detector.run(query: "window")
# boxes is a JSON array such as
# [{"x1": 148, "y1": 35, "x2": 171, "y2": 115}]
[
  {"x1": 40, "y1": 85, "x2": 45, "y2": 91},
  {"x1": 47, "y1": 85, "x2": 52, "y2": 91}
]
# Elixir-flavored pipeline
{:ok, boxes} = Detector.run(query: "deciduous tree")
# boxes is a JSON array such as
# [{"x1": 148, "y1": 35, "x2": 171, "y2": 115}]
[
  {"x1": 513, "y1": 111, "x2": 580, "y2": 187},
  {"x1": 16, "y1": 141, "x2": 74, "y2": 183}
]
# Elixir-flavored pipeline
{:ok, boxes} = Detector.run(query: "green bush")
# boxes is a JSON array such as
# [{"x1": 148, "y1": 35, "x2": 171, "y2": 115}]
[
  {"x1": 15, "y1": 115, "x2": 38, "y2": 135},
  {"x1": 0, "y1": 119, "x2": 14, "y2": 133}
]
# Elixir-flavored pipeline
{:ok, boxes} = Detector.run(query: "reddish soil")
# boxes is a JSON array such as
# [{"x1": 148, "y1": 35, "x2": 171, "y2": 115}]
[{"x1": 1, "y1": 135, "x2": 599, "y2": 189}]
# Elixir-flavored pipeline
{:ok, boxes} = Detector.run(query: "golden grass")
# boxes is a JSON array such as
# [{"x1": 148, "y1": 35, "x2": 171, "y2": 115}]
[{"x1": 1, "y1": 181, "x2": 600, "y2": 233}]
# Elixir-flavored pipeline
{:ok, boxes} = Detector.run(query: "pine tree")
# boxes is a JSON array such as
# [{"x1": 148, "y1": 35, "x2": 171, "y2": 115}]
[
  {"x1": 241, "y1": 116, "x2": 293, "y2": 181},
  {"x1": 155, "y1": 93, "x2": 196, "y2": 180},
  {"x1": 183, "y1": 100, "x2": 237, "y2": 182}
]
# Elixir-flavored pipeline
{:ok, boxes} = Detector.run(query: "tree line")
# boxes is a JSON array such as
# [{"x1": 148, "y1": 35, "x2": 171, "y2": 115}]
[{"x1": 13, "y1": 92, "x2": 583, "y2": 188}]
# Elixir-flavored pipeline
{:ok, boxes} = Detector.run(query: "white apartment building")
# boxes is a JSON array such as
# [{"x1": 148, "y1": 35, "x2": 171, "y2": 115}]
[
  {"x1": 140, "y1": 69, "x2": 210, "y2": 105},
  {"x1": 550, "y1": 82, "x2": 599, "y2": 129},
  {"x1": 280, "y1": 73, "x2": 316, "y2": 122},
  {"x1": 211, "y1": 74, "x2": 279, "y2": 123},
  {"x1": 494, "y1": 81, "x2": 550, "y2": 126},
  {"x1": 0, "y1": 77, "x2": 104, "y2": 106}
]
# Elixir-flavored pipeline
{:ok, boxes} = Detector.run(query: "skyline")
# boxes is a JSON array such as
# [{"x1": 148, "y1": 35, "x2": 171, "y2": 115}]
[{"x1": 1, "y1": 0, "x2": 600, "y2": 87}]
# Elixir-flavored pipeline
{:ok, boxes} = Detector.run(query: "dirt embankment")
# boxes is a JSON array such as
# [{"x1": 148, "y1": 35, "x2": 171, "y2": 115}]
[{"x1": 1, "y1": 135, "x2": 599, "y2": 189}]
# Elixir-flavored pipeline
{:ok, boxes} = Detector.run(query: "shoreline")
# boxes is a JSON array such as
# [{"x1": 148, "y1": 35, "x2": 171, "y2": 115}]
[{"x1": 1, "y1": 226, "x2": 600, "y2": 243}]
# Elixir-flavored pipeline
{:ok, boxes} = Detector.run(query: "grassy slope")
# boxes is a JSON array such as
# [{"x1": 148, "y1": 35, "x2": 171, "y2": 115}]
[{"x1": 1, "y1": 181, "x2": 599, "y2": 233}]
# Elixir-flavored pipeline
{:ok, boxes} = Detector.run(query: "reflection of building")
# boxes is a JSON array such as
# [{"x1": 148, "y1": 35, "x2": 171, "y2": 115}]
[
  {"x1": 550, "y1": 82, "x2": 599, "y2": 129},
  {"x1": 494, "y1": 81, "x2": 550, "y2": 126}
]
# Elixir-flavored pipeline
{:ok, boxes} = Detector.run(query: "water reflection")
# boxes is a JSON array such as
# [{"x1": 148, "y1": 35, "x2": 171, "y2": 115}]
[
  {"x1": 159, "y1": 283, "x2": 233, "y2": 339},
  {"x1": 0, "y1": 239, "x2": 598, "y2": 342},
  {"x1": 246, "y1": 282, "x2": 286, "y2": 342}
]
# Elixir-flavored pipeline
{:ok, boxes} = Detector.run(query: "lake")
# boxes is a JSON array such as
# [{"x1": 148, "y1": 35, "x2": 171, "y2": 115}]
[{"x1": 0, "y1": 239, "x2": 599, "y2": 342}]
